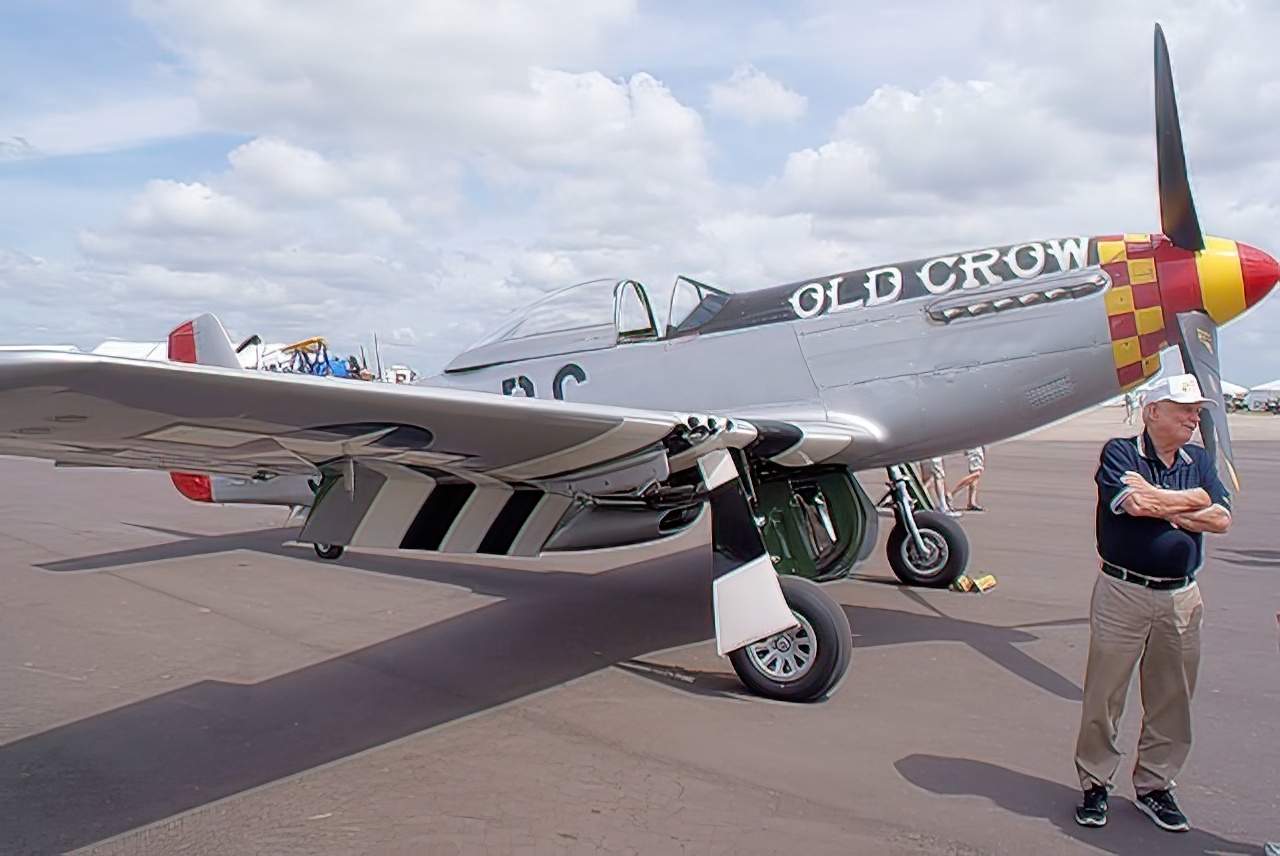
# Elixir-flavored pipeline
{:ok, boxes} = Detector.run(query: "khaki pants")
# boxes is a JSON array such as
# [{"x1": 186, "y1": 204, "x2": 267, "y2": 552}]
[{"x1": 1074, "y1": 572, "x2": 1203, "y2": 794}]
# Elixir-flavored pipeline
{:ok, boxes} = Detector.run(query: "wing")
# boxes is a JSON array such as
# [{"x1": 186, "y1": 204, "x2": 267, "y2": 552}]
[
  {"x1": 0, "y1": 348, "x2": 807, "y2": 657},
  {"x1": 0, "y1": 350, "x2": 697, "y2": 480}
]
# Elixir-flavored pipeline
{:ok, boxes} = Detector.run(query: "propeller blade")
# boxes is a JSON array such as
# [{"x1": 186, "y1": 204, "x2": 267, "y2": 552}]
[
  {"x1": 1155, "y1": 23, "x2": 1205, "y2": 252},
  {"x1": 1176, "y1": 311, "x2": 1238, "y2": 490}
]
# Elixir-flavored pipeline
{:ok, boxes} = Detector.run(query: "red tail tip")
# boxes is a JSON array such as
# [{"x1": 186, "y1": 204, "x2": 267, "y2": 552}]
[
  {"x1": 170, "y1": 472, "x2": 212, "y2": 502},
  {"x1": 168, "y1": 321, "x2": 197, "y2": 363}
]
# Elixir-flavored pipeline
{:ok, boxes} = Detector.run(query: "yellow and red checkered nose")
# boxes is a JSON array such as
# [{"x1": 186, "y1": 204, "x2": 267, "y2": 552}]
[{"x1": 1098, "y1": 233, "x2": 1280, "y2": 389}]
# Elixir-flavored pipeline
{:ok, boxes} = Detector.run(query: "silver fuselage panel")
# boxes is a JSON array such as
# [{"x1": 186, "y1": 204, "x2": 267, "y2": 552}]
[{"x1": 427, "y1": 269, "x2": 1124, "y2": 468}]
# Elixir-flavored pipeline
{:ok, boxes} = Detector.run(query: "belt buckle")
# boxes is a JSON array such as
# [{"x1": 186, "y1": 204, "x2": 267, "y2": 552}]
[{"x1": 1106, "y1": 563, "x2": 1156, "y2": 588}]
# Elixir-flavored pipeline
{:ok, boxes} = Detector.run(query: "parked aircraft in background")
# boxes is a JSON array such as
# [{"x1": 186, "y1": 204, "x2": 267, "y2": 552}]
[{"x1": 0, "y1": 26, "x2": 1274, "y2": 702}]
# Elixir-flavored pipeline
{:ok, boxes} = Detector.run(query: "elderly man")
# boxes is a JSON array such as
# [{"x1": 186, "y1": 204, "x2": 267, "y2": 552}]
[{"x1": 1074, "y1": 374, "x2": 1232, "y2": 832}]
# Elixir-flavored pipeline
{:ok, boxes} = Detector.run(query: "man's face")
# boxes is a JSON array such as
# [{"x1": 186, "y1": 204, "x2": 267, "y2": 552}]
[{"x1": 1146, "y1": 400, "x2": 1203, "y2": 445}]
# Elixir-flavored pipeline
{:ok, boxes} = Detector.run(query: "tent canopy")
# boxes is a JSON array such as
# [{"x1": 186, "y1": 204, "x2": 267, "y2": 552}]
[{"x1": 1221, "y1": 380, "x2": 1250, "y2": 396}]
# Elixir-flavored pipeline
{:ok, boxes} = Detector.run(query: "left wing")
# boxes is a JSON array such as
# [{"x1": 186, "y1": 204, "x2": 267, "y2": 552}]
[
  {"x1": 0, "y1": 350, "x2": 700, "y2": 480},
  {"x1": 0, "y1": 348, "x2": 799, "y2": 656}
]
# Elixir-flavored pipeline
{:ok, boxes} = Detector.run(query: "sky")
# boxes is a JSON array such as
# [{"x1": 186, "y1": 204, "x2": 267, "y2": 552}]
[{"x1": 3, "y1": 0, "x2": 1280, "y2": 384}]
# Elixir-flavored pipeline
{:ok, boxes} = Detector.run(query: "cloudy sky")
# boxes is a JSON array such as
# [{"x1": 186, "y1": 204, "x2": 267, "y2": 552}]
[{"x1": 3, "y1": 0, "x2": 1280, "y2": 384}]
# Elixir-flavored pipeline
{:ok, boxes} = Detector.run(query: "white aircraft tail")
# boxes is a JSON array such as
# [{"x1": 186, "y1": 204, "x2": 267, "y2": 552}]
[
  {"x1": 167, "y1": 313, "x2": 240, "y2": 502},
  {"x1": 164, "y1": 313, "x2": 321, "y2": 508},
  {"x1": 167, "y1": 313, "x2": 241, "y2": 369}
]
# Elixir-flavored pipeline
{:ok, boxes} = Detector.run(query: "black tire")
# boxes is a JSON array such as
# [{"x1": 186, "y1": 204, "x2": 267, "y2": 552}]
[
  {"x1": 886, "y1": 510, "x2": 968, "y2": 587},
  {"x1": 314, "y1": 543, "x2": 345, "y2": 560},
  {"x1": 728, "y1": 576, "x2": 852, "y2": 702}
]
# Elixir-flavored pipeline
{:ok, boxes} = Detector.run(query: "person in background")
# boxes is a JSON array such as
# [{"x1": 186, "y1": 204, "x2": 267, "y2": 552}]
[
  {"x1": 1073, "y1": 374, "x2": 1231, "y2": 833},
  {"x1": 949, "y1": 446, "x2": 986, "y2": 512},
  {"x1": 918, "y1": 457, "x2": 959, "y2": 516}
]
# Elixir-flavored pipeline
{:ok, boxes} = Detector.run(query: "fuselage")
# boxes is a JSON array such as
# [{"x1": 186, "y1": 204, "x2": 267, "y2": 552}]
[{"x1": 427, "y1": 233, "x2": 1278, "y2": 468}]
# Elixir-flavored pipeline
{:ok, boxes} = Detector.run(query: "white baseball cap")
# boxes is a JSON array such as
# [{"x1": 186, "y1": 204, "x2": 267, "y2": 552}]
[{"x1": 1141, "y1": 373, "x2": 1212, "y2": 406}]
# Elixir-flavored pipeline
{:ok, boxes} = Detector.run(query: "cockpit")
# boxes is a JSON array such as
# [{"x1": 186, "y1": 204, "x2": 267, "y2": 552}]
[{"x1": 444, "y1": 277, "x2": 731, "y2": 373}]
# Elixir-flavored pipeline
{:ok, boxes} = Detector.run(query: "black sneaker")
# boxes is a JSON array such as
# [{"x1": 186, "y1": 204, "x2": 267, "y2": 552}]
[
  {"x1": 1135, "y1": 789, "x2": 1189, "y2": 832},
  {"x1": 1075, "y1": 785, "x2": 1108, "y2": 827}
]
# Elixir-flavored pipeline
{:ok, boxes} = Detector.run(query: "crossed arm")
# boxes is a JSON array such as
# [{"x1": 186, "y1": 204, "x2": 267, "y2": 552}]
[{"x1": 1119, "y1": 472, "x2": 1232, "y2": 534}]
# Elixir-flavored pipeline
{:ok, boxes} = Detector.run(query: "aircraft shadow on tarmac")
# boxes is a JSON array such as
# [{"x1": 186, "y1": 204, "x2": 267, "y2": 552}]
[
  {"x1": 895, "y1": 754, "x2": 1256, "y2": 856},
  {"x1": 11, "y1": 526, "x2": 719, "y2": 854},
  {"x1": 844, "y1": 586, "x2": 1087, "y2": 702},
  {"x1": 8, "y1": 526, "x2": 1079, "y2": 854}
]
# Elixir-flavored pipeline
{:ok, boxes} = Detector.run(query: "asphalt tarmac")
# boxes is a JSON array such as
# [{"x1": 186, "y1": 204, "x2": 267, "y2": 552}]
[{"x1": 1, "y1": 409, "x2": 1276, "y2": 855}]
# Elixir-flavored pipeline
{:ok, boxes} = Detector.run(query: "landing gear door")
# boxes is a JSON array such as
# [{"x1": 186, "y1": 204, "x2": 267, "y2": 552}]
[{"x1": 754, "y1": 466, "x2": 877, "y2": 582}]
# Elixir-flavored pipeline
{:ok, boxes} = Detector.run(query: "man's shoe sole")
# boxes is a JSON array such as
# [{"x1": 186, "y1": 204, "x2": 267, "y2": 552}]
[
  {"x1": 1134, "y1": 800, "x2": 1189, "y2": 832},
  {"x1": 1074, "y1": 812, "x2": 1106, "y2": 827}
]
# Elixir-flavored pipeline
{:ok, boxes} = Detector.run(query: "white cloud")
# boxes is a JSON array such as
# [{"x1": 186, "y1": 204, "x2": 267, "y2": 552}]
[
  {"x1": 771, "y1": 68, "x2": 1138, "y2": 226},
  {"x1": 226, "y1": 138, "x2": 347, "y2": 202},
  {"x1": 5, "y1": 0, "x2": 1280, "y2": 385},
  {"x1": 388, "y1": 327, "x2": 418, "y2": 344},
  {"x1": 5, "y1": 96, "x2": 203, "y2": 157},
  {"x1": 342, "y1": 197, "x2": 410, "y2": 235},
  {"x1": 707, "y1": 65, "x2": 808, "y2": 124},
  {"x1": 132, "y1": 0, "x2": 638, "y2": 144},
  {"x1": 122, "y1": 180, "x2": 264, "y2": 237}
]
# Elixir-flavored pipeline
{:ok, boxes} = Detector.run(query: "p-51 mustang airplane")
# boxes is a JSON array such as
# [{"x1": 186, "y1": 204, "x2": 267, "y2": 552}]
[{"x1": 0, "y1": 26, "x2": 1275, "y2": 702}]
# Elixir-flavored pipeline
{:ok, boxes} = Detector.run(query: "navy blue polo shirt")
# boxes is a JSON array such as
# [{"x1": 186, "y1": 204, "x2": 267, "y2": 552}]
[{"x1": 1095, "y1": 431, "x2": 1231, "y2": 579}]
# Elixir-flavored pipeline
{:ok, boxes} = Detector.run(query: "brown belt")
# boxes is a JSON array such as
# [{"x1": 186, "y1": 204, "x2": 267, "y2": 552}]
[{"x1": 1101, "y1": 562, "x2": 1193, "y2": 591}]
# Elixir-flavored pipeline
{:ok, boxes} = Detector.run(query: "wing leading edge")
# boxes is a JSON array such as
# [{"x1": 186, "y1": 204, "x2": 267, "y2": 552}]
[{"x1": 0, "y1": 350, "x2": 690, "y2": 481}]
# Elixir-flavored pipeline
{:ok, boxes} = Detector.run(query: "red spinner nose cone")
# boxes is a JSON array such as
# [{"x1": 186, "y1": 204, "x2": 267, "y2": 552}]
[{"x1": 1238, "y1": 242, "x2": 1280, "y2": 309}]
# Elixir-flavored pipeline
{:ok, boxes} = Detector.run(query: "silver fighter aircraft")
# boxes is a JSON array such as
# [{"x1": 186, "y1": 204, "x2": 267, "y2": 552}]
[{"x1": 0, "y1": 26, "x2": 1275, "y2": 702}]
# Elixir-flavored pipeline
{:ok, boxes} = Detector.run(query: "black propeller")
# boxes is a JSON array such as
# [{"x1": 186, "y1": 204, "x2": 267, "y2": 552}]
[
  {"x1": 1155, "y1": 23, "x2": 1205, "y2": 252},
  {"x1": 1176, "y1": 312, "x2": 1239, "y2": 490},
  {"x1": 1154, "y1": 24, "x2": 1236, "y2": 487}
]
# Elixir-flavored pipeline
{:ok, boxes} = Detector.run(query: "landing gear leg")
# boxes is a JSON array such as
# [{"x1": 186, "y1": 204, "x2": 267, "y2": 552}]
[
  {"x1": 883, "y1": 464, "x2": 969, "y2": 588},
  {"x1": 701, "y1": 448, "x2": 853, "y2": 702}
]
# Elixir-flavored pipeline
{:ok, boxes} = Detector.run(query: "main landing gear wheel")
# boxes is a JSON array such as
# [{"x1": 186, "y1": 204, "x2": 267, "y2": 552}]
[
  {"x1": 314, "y1": 543, "x2": 345, "y2": 560},
  {"x1": 886, "y1": 510, "x2": 968, "y2": 588},
  {"x1": 728, "y1": 576, "x2": 852, "y2": 702}
]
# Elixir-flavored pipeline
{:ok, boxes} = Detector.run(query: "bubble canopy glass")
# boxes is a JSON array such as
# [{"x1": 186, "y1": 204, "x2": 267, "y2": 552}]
[{"x1": 444, "y1": 277, "x2": 731, "y2": 373}]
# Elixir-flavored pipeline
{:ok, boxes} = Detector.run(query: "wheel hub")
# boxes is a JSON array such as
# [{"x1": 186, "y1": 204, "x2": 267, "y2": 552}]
[
  {"x1": 745, "y1": 611, "x2": 816, "y2": 683},
  {"x1": 904, "y1": 530, "x2": 948, "y2": 574}
]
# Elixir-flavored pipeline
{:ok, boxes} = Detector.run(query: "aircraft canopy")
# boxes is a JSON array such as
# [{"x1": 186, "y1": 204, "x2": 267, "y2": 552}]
[{"x1": 445, "y1": 277, "x2": 732, "y2": 373}]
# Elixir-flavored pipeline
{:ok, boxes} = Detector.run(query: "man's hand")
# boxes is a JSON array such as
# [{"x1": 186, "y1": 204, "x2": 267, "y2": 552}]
[
  {"x1": 1121, "y1": 471, "x2": 1152, "y2": 489},
  {"x1": 1169, "y1": 505, "x2": 1232, "y2": 534},
  {"x1": 1119, "y1": 471, "x2": 1211, "y2": 518}
]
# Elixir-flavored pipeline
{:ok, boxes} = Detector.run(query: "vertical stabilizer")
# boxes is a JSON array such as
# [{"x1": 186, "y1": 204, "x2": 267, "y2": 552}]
[
  {"x1": 167, "y1": 313, "x2": 241, "y2": 368},
  {"x1": 167, "y1": 312, "x2": 239, "y2": 502}
]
